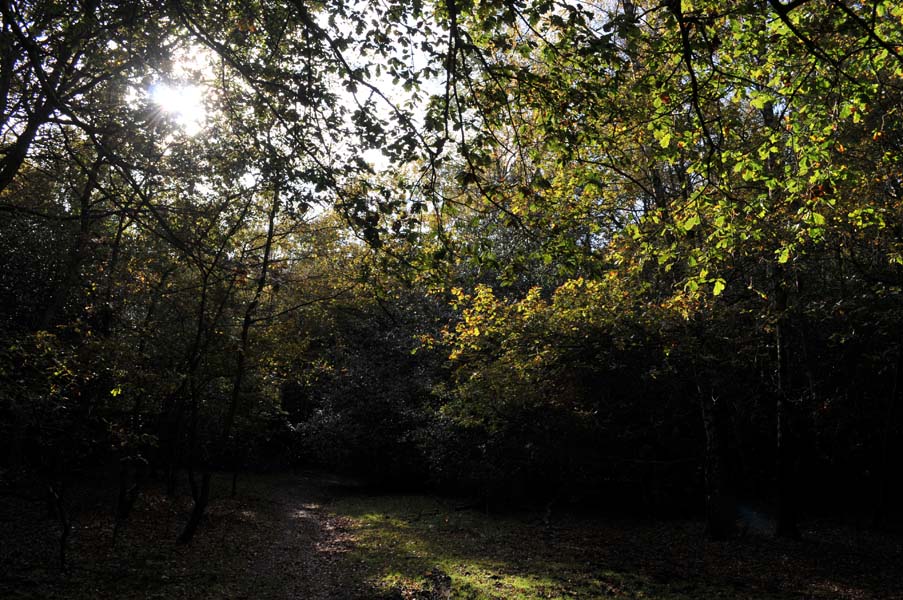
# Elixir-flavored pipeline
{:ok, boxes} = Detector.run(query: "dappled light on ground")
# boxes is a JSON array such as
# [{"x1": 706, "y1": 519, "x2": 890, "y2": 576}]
[
  {"x1": 328, "y1": 493, "x2": 903, "y2": 600},
  {"x1": 2, "y1": 473, "x2": 901, "y2": 599}
]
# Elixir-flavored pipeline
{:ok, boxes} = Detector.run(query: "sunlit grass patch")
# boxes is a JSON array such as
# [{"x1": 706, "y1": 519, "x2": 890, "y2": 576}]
[
  {"x1": 326, "y1": 492, "x2": 851, "y2": 599},
  {"x1": 328, "y1": 494, "x2": 727, "y2": 599}
]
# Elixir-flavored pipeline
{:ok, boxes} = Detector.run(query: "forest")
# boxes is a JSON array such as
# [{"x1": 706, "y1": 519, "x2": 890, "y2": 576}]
[{"x1": 1, "y1": 0, "x2": 902, "y2": 598}]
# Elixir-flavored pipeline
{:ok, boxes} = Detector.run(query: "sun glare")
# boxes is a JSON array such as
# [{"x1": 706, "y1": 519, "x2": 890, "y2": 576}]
[{"x1": 151, "y1": 82, "x2": 206, "y2": 135}]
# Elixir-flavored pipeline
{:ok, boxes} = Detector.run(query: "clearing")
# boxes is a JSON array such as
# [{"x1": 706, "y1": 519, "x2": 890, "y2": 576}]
[{"x1": 1, "y1": 471, "x2": 901, "y2": 599}]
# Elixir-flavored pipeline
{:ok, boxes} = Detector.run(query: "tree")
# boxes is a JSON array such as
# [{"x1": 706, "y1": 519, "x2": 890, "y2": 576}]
[{"x1": 406, "y1": 0, "x2": 903, "y2": 535}]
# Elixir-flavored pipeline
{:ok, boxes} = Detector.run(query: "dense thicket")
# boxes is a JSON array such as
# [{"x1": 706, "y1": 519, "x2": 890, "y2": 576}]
[{"x1": 1, "y1": 0, "x2": 901, "y2": 557}]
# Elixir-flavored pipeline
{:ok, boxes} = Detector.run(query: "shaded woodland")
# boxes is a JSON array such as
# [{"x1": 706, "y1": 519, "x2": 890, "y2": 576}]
[{"x1": 1, "y1": 0, "x2": 902, "y2": 595}]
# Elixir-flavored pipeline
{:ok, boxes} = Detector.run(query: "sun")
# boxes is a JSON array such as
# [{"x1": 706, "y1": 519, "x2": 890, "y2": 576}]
[{"x1": 150, "y1": 82, "x2": 206, "y2": 135}]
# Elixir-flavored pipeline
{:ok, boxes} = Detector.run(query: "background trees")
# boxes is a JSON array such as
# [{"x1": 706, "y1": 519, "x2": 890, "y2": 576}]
[
  {"x1": 1, "y1": 0, "x2": 901, "y2": 557},
  {"x1": 403, "y1": 0, "x2": 903, "y2": 534}
]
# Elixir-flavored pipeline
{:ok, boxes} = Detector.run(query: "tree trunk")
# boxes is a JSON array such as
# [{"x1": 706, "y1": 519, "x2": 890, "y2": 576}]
[
  {"x1": 0, "y1": 101, "x2": 53, "y2": 194},
  {"x1": 98, "y1": 211, "x2": 129, "y2": 336},
  {"x1": 161, "y1": 267, "x2": 211, "y2": 497},
  {"x1": 773, "y1": 276, "x2": 801, "y2": 539},
  {"x1": 222, "y1": 185, "x2": 280, "y2": 497},
  {"x1": 873, "y1": 345, "x2": 902, "y2": 529},
  {"x1": 701, "y1": 391, "x2": 737, "y2": 540},
  {"x1": 47, "y1": 479, "x2": 70, "y2": 570},
  {"x1": 177, "y1": 377, "x2": 206, "y2": 543},
  {"x1": 171, "y1": 194, "x2": 258, "y2": 542},
  {"x1": 112, "y1": 456, "x2": 146, "y2": 546},
  {"x1": 37, "y1": 157, "x2": 103, "y2": 331},
  {"x1": 177, "y1": 470, "x2": 211, "y2": 545}
]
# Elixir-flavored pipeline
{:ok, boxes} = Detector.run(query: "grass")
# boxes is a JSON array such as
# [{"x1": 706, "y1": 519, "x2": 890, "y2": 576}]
[
  {"x1": 328, "y1": 494, "x2": 760, "y2": 599},
  {"x1": 328, "y1": 491, "x2": 903, "y2": 599}
]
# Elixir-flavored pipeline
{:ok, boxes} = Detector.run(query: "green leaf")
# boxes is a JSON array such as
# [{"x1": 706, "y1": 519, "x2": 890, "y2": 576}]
[
  {"x1": 777, "y1": 247, "x2": 791, "y2": 264},
  {"x1": 712, "y1": 279, "x2": 726, "y2": 296},
  {"x1": 750, "y1": 94, "x2": 769, "y2": 109},
  {"x1": 683, "y1": 214, "x2": 700, "y2": 230}
]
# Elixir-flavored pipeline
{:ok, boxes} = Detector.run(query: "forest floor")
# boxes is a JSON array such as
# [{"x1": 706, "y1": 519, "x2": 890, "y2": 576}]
[{"x1": 1, "y1": 470, "x2": 902, "y2": 599}]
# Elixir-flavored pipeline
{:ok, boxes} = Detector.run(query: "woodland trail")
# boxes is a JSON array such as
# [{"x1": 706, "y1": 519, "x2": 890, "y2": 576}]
[
  {"x1": 0, "y1": 471, "x2": 374, "y2": 599},
  {"x1": 215, "y1": 472, "x2": 366, "y2": 599},
  {"x1": 3, "y1": 470, "x2": 903, "y2": 599}
]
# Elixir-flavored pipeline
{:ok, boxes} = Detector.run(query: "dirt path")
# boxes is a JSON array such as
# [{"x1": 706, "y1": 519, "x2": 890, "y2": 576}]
[
  {"x1": 231, "y1": 473, "x2": 364, "y2": 599},
  {"x1": 0, "y1": 471, "x2": 374, "y2": 599}
]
